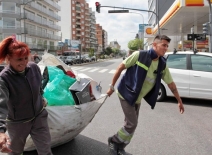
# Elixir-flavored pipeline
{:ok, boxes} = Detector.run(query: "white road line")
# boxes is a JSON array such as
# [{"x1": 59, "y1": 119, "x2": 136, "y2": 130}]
[
  {"x1": 109, "y1": 70, "x2": 116, "y2": 74},
  {"x1": 99, "y1": 69, "x2": 108, "y2": 73},
  {"x1": 89, "y1": 68, "x2": 99, "y2": 72},
  {"x1": 78, "y1": 68, "x2": 91, "y2": 71},
  {"x1": 71, "y1": 67, "x2": 83, "y2": 70}
]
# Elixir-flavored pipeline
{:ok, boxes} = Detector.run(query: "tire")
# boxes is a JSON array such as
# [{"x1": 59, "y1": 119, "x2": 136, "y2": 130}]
[{"x1": 157, "y1": 85, "x2": 166, "y2": 102}]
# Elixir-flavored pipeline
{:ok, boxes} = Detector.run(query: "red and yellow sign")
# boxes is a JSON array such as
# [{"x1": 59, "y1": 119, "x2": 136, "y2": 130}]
[
  {"x1": 185, "y1": 0, "x2": 204, "y2": 6},
  {"x1": 144, "y1": 26, "x2": 154, "y2": 38}
]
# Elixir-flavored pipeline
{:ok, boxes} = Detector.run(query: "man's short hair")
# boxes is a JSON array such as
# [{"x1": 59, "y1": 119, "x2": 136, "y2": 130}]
[{"x1": 154, "y1": 34, "x2": 171, "y2": 43}]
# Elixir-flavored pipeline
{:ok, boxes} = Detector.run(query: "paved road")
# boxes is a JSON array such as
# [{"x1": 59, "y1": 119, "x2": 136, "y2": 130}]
[{"x1": 24, "y1": 58, "x2": 212, "y2": 155}]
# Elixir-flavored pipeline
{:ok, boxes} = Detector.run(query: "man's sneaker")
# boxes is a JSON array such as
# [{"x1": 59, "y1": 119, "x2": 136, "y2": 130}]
[
  {"x1": 108, "y1": 137, "x2": 118, "y2": 155},
  {"x1": 118, "y1": 149, "x2": 127, "y2": 155}
]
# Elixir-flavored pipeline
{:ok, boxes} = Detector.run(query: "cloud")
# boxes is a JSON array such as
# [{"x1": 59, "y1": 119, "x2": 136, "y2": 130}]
[
  {"x1": 59, "y1": 0, "x2": 148, "y2": 51},
  {"x1": 88, "y1": 0, "x2": 148, "y2": 50}
]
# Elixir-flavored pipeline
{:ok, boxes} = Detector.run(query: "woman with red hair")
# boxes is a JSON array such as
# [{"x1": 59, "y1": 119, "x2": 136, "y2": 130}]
[{"x1": 0, "y1": 36, "x2": 52, "y2": 155}]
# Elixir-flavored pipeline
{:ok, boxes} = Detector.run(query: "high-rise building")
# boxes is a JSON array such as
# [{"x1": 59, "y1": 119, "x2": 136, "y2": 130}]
[
  {"x1": 96, "y1": 24, "x2": 108, "y2": 54},
  {"x1": 70, "y1": 0, "x2": 98, "y2": 53},
  {"x1": 0, "y1": 0, "x2": 61, "y2": 54}
]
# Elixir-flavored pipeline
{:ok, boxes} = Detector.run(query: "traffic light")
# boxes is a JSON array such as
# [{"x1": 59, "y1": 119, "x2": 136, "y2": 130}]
[
  {"x1": 95, "y1": 2, "x2": 101, "y2": 13},
  {"x1": 203, "y1": 22, "x2": 209, "y2": 35}
]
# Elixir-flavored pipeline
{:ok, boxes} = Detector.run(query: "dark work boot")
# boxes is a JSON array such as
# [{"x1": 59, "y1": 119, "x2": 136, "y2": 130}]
[
  {"x1": 117, "y1": 149, "x2": 127, "y2": 155},
  {"x1": 108, "y1": 137, "x2": 118, "y2": 155}
]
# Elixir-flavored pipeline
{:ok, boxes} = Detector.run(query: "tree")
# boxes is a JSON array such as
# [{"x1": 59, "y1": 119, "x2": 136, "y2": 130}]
[
  {"x1": 89, "y1": 48, "x2": 94, "y2": 57},
  {"x1": 105, "y1": 47, "x2": 113, "y2": 55},
  {"x1": 128, "y1": 39, "x2": 144, "y2": 50},
  {"x1": 112, "y1": 48, "x2": 120, "y2": 56}
]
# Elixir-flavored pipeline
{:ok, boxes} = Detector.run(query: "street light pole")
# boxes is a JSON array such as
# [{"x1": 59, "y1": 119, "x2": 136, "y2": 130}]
[
  {"x1": 129, "y1": 12, "x2": 144, "y2": 25},
  {"x1": 129, "y1": 12, "x2": 145, "y2": 50},
  {"x1": 102, "y1": 6, "x2": 160, "y2": 34},
  {"x1": 207, "y1": 0, "x2": 212, "y2": 52}
]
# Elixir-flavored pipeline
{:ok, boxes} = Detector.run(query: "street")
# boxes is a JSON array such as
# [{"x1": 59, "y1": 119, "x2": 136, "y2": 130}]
[{"x1": 24, "y1": 58, "x2": 212, "y2": 155}]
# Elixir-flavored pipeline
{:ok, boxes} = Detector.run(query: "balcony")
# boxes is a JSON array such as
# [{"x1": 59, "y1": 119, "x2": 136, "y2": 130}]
[
  {"x1": 42, "y1": 0, "x2": 61, "y2": 11},
  {"x1": 76, "y1": 9, "x2": 81, "y2": 13},
  {"x1": 85, "y1": 23, "x2": 90, "y2": 26},
  {"x1": 21, "y1": 28, "x2": 61, "y2": 41},
  {"x1": 76, "y1": 27, "x2": 81, "y2": 30},
  {"x1": 90, "y1": 31, "x2": 96, "y2": 35},
  {"x1": 27, "y1": 43, "x2": 60, "y2": 51},
  {"x1": 85, "y1": 12, "x2": 90, "y2": 15},
  {"x1": 0, "y1": 10, "x2": 21, "y2": 19},
  {"x1": 76, "y1": 33, "x2": 81, "y2": 37},
  {"x1": 21, "y1": 13, "x2": 61, "y2": 31},
  {"x1": 76, "y1": 16, "x2": 81, "y2": 19},
  {"x1": 76, "y1": 3, "x2": 81, "y2": 7},
  {"x1": 0, "y1": 26, "x2": 21, "y2": 34},
  {"x1": 27, "y1": 1, "x2": 61, "y2": 21}
]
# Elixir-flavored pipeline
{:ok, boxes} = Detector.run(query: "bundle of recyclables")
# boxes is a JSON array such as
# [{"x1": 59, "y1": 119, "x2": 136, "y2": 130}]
[
  {"x1": 22, "y1": 53, "x2": 107, "y2": 151},
  {"x1": 39, "y1": 53, "x2": 105, "y2": 106}
]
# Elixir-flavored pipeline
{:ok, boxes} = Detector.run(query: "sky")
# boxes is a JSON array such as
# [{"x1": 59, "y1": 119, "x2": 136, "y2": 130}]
[{"x1": 59, "y1": 0, "x2": 149, "y2": 51}]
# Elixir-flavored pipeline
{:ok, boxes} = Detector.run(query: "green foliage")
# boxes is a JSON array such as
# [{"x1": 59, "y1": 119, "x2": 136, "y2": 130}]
[
  {"x1": 128, "y1": 39, "x2": 144, "y2": 50},
  {"x1": 112, "y1": 48, "x2": 120, "y2": 55},
  {"x1": 105, "y1": 47, "x2": 113, "y2": 55},
  {"x1": 89, "y1": 48, "x2": 94, "y2": 57}
]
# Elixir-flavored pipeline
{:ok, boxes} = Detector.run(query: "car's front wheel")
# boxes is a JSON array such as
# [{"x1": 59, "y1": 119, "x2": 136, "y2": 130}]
[{"x1": 157, "y1": 85, "x2": 166, "y2": 102}]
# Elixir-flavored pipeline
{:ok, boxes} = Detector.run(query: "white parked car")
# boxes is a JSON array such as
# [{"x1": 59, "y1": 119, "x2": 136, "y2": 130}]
[{"x1": 157, "y1": 51, "x2": 212, "y2": 101}]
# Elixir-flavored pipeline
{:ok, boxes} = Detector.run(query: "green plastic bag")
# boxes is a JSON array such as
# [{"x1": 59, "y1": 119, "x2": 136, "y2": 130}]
[{"x1": 44, "y1": 66, "x2": 76, "y2": 106}]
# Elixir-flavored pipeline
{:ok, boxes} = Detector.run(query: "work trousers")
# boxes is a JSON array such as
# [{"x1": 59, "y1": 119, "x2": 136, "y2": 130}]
[
  {"x1": 6, "y1": 109, "x2": 52, "y2": 155},
  {"x1": 111, "y1": 97, "x2": 141, "y2": 149}
]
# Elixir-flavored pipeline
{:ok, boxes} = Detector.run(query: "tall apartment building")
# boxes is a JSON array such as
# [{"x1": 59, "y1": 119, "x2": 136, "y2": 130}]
[
  {"x1": 103, "y1": 30, "x2": 108, "y2": 51},
  {"x1": 70, "y1": 0, "x2": 98, "y2": 53},
  {"x1": 96, "y1": 24, "x2": 108, "y2": 53},
  {"x1": 96, "y1": 24, "x2": 102, "y2": 53},
  {"x1": 89, "y1": 8, "x2": 98, "y2": 52},
  {"x1": 0, "y1": 0, "x2": 61, "y2": 54}
]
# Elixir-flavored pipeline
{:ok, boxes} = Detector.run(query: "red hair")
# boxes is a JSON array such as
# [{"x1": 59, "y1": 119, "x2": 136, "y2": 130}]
[{"x1": 0, "y1": 36, "x2": 30, "y2": 63}]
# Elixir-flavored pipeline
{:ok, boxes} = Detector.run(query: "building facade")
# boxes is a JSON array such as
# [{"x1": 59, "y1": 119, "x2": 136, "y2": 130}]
[
  {"x1": 70, "y1": 0, "x2": 98, "y2": 53},
  {"x1": 0, "y1": 0, "x2": 61, "y2": 54}
]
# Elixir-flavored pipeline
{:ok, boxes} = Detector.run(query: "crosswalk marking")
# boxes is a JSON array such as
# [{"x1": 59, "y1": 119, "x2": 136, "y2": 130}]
[
  {"x1": 71, "y1": 67, "x2": 81, "y2": 70},
  {"x1": 99, "y1": 69, "x2": 108, "y2": 73},
  {"x1": 109, "y1": 70, "x2": 116, "y2": 74},
  {"x1": 78, "y1": 68, "x2": 91, "y2": 71},
  {"x1": 70, "y1": 67, "x2": 125, "y2": 75},
  {"x1": 89, "y1": 68, "x2": 99, "y2": 72}
]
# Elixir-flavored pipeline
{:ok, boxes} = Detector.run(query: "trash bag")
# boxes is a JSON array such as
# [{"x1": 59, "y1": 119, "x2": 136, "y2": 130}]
[{"x1": 43, "y1": 66, "x2": 76, "y2": 106}]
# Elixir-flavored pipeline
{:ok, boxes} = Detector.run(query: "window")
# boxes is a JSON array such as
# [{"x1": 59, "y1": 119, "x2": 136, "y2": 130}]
[
  {"x1": 166, "y1": 54, "x2": 187, "y2": 69},
  {"x1": 191, "y1": 55, "x2": 212, "y2": 72},
  {"x1": 3, "y1": 18, "x2": 15, "y2": 28}
]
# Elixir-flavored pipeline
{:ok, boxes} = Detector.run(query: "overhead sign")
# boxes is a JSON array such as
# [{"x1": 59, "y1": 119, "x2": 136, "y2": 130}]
[
  {"x1": 187, "y1": 34, "x2": 206, "y2": 41},
  {"x1": 139, "y1": 24, "x2": 149, "y2": 32},
  {"x1": 144, "y1": 26, "x2": 154, "y2": 38},
  {"x1": 108, "y1": 10, "x2": 129, "y2": 13}
]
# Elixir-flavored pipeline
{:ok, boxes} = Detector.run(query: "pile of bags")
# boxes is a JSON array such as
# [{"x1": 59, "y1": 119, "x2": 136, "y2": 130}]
[{"x1": 43, "y1": 66, "x2": 77, "y2": 106}]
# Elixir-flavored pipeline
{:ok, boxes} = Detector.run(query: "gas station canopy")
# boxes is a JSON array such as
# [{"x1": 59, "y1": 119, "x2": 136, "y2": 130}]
[{"x1": 152, "y1": 0, "x2": 211, "y2": 35}]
